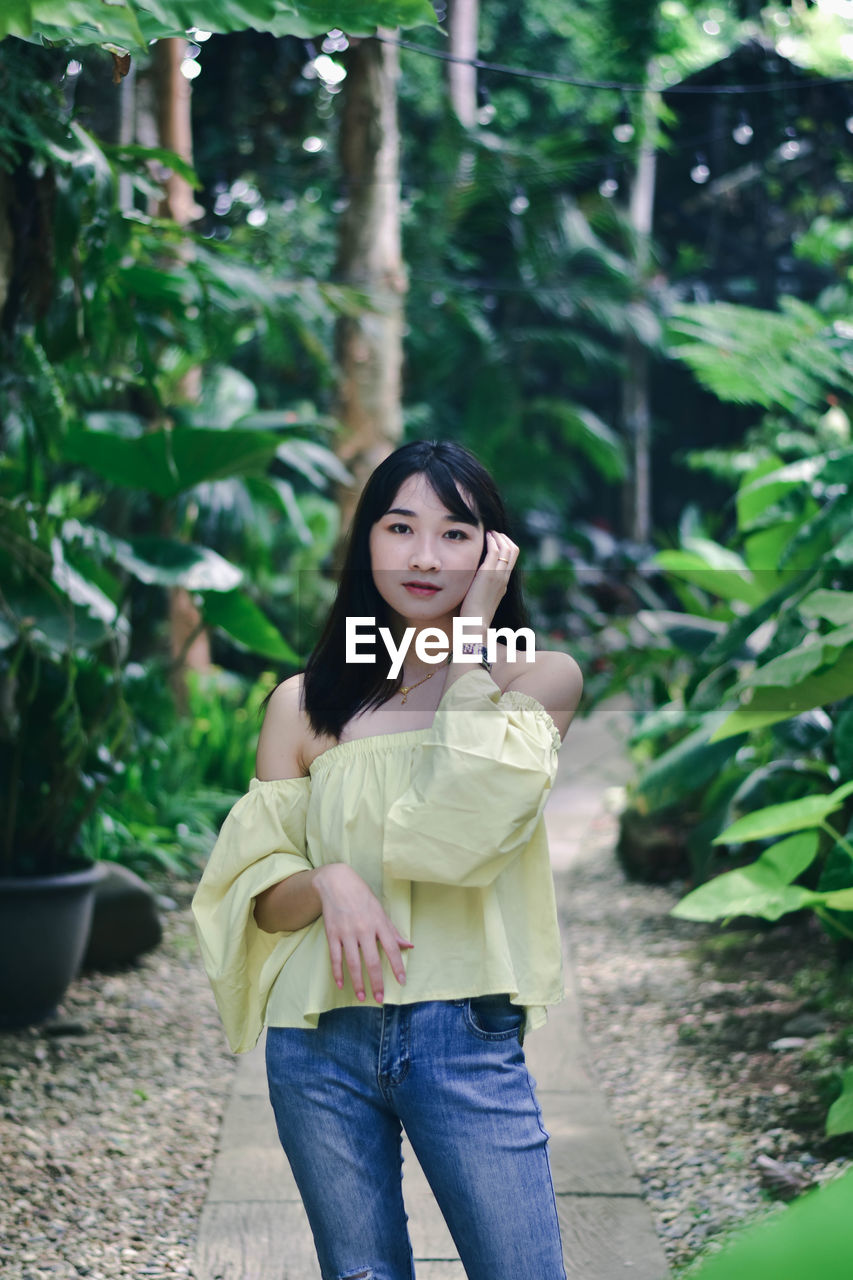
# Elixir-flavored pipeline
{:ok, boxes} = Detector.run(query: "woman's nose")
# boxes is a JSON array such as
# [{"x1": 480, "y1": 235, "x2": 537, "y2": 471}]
[{"x1": 408, "y1": 539, "x2": 441, "y2": 570}]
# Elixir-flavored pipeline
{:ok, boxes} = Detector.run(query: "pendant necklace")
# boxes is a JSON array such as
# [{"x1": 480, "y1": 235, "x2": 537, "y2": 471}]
[{"x1": 399, "y1": 655, "x2": 450, "y2": 705}]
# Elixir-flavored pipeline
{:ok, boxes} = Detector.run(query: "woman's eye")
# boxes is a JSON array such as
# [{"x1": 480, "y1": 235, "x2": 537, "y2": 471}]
[{"x1": 386, "y1": 523, "x2": 466, "y2": 538}]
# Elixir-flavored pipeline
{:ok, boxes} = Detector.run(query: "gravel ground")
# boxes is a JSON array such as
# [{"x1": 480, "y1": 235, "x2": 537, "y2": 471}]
[
  {"x1": 557, "y1": 796, "x2": 853, "y2": 1273},
  {"x1": 2, "y1": 822, "x2": 851, "y2": 1279},
  {"x1": 0, "y1": 885, "x2": 235, "y2": 1280}
]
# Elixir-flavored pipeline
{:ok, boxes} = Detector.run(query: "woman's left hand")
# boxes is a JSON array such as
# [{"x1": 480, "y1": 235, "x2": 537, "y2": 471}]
[{"x1": 457, "y1": 531, "x2": 519, "y2": 632}]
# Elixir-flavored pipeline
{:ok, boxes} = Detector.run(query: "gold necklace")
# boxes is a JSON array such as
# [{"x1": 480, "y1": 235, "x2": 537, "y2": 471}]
[{"x1": 399, "y1": 656, "x2": 450, "y2": 705}]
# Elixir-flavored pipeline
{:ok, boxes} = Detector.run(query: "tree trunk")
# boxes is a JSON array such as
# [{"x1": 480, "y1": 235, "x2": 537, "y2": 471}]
[
  {"x1": 332, "y1": 34, "x2": 406, "y2": 557},
  {"x1": 447, "y1": 0, "x2": 478, "y2": 185},
  {"x1": 153, "y1": 38, "x2": 199, "y2": 228},
  {"x1": 621, "y1": 84, "x2": 658, "y2": 545},
  {"x1": 448, "y1": 0, "x2": 478, "y2": 128},
  {"x1": 117, "y1": 62, "x2": 137, "y2": 213},
  {"x1": 151, "y1": 39, "x2": 211, "y2": 697}
]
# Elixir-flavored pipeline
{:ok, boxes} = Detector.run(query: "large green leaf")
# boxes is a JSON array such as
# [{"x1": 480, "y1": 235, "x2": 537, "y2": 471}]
[
  {"x1": 779, "y1": 491, "x2": 853, "y2": 571},
  {"x1": 685, "y1": 1166, "x2": 853, "y2": 1280},
  {"x1": 742, "y1": 522, "x2": 794, "y2": 586},
  {"x1": 1, "y1": 0, "x2": 145, "y2": 44},
  {"x1": 738, "y1": 623, "x2": 853, "y2": 690},
  {"x1": 736, "y1": 454, "x2": 826, "y2": 498},
  {"x1": 712, "y1": 779, "x2": 853, "y2": 844},
  {"x1": 800, "y1": 589, "x2": 853, "y2": 627},
  {"x1": 736, "y1": 455, "x2": 794, "y2": 532},
  {"x1": 711, "y1": 649, "x2": 853, "y2": 740},
  {"x1": 1, "y1": 584, "x2": 114, "y2": 655},
  {"x1": 63, "y1": 426, "x2": 286, "y2": 498},
  {"x1": 2, "y1": 0, "x2": 437, "y2": 46},
  {"x1": 635, "y1": 708, "x2": 746, "y2": 813},
  {"x1": 61, "y1": 520, "x2": 244, "y2": 592},
  {"x1": 634, "y1": 610, "x2": 725, "y2": 656},
  {"x1": 833, "y1": 529, "x2": 853, "y2": 564},
  {"x1": 116, "y1": 538, "x2": 243, "y2": 591},
  {"x1": 525, "y1": 399, "x2": 626, "y2": 481},
  {"x1": 671, "y1": 831, "x2": 821, "y2": 922},
  {"x1": 652, "y1": 547, "x2": 766, "y2": 607},
  {"x1": 826, "y1": 1069, "x2": 853, "y2": 1137},
  {"x1": 697, "y1": 568, "x2": 815, "y2": 671},
  {"x1": 275, "y1": 439, "x2": 353, "y2": 488},
  {"x1": 200, "y1": 590, "x2": 300, "y2": 663}
]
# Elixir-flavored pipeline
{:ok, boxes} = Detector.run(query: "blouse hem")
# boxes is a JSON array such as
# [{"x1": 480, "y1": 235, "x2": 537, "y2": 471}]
[{"x1": 261, "y1": 983, "x2": 567, "y2": 1038}]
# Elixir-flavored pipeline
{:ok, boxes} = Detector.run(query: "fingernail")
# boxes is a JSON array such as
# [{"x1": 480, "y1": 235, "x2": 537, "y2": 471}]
[
  {"x1": 357, "y1": 991, "x2": 365, "y2": 1002},
  {"x1": 336, "y1": 979, "x2": 343, "y2": 989},
  {"x1": 376, "y1": 992, "x2": 384, "y2": 1004}
]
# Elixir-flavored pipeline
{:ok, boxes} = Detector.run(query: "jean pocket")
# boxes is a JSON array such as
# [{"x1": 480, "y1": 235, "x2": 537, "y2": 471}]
[{"x1": 465, "y1": 994, "x2": 525, "y2": 1041}]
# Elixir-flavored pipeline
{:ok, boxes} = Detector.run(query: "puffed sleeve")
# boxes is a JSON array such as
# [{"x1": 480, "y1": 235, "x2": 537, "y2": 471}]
[
  {"x1": 382, "y1": 666, "x2": 562, "y2": 889},
  {"x1": 191, "y1": 776, "x2": 313, "y2": 1053}
]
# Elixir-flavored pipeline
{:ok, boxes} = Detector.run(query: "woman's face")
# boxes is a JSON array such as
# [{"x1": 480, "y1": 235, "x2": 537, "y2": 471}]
[{"x1": 368, "y1": 473, "x2": 485, "y2": 624}]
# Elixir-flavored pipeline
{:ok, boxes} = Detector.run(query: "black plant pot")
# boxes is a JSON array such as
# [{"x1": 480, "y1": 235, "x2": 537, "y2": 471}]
[{"x1": 0, "y1": 864, "x2": 104, "y2": 1029}]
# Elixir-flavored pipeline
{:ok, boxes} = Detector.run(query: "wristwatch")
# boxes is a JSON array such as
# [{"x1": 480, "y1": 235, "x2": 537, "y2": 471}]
[{"x1": 460, "y1": 642, "x2": 492, "y2": 673}]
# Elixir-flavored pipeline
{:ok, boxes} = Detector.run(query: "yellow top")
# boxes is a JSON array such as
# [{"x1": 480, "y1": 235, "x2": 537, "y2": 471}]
[{"x1": 192, "y1": 666, "x2": 566, "y2": 1053}]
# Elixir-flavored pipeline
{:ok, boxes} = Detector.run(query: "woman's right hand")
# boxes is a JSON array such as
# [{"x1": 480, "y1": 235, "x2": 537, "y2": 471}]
[{"x1": 312, "y1": 863, "x2": 413, "y2": 1004}]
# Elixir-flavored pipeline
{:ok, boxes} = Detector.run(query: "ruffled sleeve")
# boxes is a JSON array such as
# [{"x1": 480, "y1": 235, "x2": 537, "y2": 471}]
[
  {"x1": 191, "y1": 776, "x2": 313, "y2": 1053},
  {"x1": 382, "y1": 666, "x2": 561, "y2": 889}
]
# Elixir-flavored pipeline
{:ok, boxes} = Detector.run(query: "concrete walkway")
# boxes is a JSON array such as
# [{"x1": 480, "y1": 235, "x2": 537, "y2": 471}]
[{"x1": 195, "y1": 701, "x2": 670, "y2": 1280}]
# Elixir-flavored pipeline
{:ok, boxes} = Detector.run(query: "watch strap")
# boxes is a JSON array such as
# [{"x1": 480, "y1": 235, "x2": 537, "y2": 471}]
[{"x1": 460, "y1": 642, "x2": 492, "y2": 672}]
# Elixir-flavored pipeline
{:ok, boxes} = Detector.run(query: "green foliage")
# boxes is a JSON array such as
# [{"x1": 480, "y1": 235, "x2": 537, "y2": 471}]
[
  {"x1": 0, "y1": 35, "x2": 349, "y2": 881},
  {"x1": 826, "y1": 1068, "x2": 853, "y2": 1138},
  {"x1": 625, "y1": 443, "x2": 853, "y2": 925},
  {"x1": 666, "y1": 298, "x2": 853, "y2": 413},
  {"x1": 80, "y1": 666, "x2": 271, "y2": 877},
  {"x1": 713, "y1": 782, "x2": 853, "y2": 844},
  {"x1": 0, "y1": 496, "x2": 131, "y2": 876},
  {"x1": 671, "y1": 832, "x2": 821, "y2": 923},
  {"x1": 606, "y1": 214, "x2": 853, "y2": 1140},
  {"x1": 2, "y1": 0, "x2": 437, "y2": 50},
  {"x1": 0, "y1": 39, "x2": 346, "y2": 663},
  {"x1": 684, "y1": 1166, "x2": 853, "y2": 1279}
]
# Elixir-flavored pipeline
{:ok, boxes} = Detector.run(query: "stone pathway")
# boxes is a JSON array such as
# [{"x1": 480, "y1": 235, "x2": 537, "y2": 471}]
[{"x1": 195, "y1": 699, "x2": 670, "y2": 1280}]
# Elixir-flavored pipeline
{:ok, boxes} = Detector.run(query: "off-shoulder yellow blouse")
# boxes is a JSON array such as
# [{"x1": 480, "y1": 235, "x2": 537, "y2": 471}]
[{"x1": 192, "y1": 666, "x2": 566, "y2": 1054}]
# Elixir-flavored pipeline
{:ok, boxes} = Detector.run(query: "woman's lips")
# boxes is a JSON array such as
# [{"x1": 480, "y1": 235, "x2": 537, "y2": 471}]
[{"x1": 403, "y1": 583, "x2": 441, "y2": 596}]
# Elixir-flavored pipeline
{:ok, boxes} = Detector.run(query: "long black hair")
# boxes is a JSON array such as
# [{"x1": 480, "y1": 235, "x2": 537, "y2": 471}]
[{"x1": 295, "y1": 440, "x2": 532, "y2": 740}]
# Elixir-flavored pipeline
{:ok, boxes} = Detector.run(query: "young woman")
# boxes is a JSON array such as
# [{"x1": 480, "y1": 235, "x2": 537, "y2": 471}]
[{"x1": 193, "y1": 439, "x2": 583, "y2": 1280}]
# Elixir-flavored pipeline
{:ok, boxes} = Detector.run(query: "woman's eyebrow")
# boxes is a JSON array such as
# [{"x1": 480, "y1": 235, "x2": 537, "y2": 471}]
[{"x1": 385, "y1": 506, "x2": 481, "y2": 527}]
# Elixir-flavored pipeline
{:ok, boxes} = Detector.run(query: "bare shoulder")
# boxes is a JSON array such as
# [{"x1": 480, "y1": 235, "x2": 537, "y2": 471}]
[
  {"x1": 500, "y1": 649, "x2": 583, "y2": 742},
  {"x1": 255, "y1": 673, "x2": 311, "y2": 780}
]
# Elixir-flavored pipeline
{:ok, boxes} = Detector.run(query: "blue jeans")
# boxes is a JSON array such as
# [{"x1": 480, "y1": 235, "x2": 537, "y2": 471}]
[{"x1": 265, "y1": 997, "x2": 566, "y2": 1280}]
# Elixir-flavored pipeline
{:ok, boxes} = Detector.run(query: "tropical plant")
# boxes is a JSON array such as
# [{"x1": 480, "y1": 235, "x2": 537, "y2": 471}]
[
  {"x1": 78, "y1": 666, "x2": 273, "y2": 877},
  {"x1": 684, "y1": 1165, "x2": 853, "y2": 1280},
  {"x1": 0, "y1": 495, "x2": 131, "y2": 877},
  {"x1": 0, "y1": 33, "x2": 349, "y2": 883},
  {"x1": 606, "y1": 255, "x2": 853, "y2": 1131},
  {"x1": 1, "y1": 0, "x2": 437, "y2": 50}
]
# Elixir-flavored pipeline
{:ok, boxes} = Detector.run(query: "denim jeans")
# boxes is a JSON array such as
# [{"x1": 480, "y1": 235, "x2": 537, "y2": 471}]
[{"x1": 265, "y1": 997, "x2": 567, "y2": 1280}]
